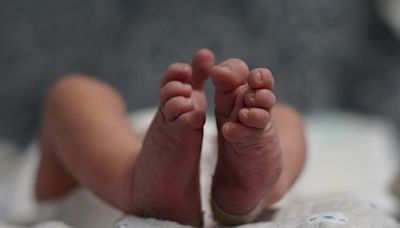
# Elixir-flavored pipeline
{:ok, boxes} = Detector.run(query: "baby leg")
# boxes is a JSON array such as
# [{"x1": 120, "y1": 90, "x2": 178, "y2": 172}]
[
  {"x1": 36, "y1": 49, "x2": 215, "y2": 226},
  {"x1": 36, "y1": 75, "x2": 141, "y2": 211}
]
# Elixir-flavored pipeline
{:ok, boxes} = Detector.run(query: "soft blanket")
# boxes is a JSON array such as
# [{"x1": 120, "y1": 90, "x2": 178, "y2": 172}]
[{"x1": 0, "y1": 109, "x2": 398, "y2": 227}]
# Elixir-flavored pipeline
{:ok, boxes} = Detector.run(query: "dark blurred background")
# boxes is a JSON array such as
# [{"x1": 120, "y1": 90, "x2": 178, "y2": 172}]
[{"x1": 1, "y1": 0, "x2": 400, "y2": 146}]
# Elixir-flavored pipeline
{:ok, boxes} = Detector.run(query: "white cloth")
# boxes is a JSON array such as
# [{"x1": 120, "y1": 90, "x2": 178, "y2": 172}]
[
  {"x1": 0, "y1": 109, "x2": 399, "y2": 227},
  {"x1": 116, "y1": 197, "x2": 398, "y2": 228}
]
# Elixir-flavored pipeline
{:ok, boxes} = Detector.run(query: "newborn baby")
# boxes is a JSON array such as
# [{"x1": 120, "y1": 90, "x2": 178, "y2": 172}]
[{"x1": 34, "y1": 49, "x2": 305, "y2": 227}]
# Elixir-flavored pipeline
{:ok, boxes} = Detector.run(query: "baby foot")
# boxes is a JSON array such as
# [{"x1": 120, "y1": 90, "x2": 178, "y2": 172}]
[
  {"x1": 210, "y1": 59, "x2": 282, "y2": 224},
  {"x1": 131, "y1": 49, "x2": 214, "y2": 226}
]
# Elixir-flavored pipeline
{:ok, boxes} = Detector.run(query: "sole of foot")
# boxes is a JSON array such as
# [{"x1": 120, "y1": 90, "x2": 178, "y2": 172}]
[
  {"x1": 210, "y1": 59, "x2": 282, "y2": 225},
  {"x1": 131, "y1": 49, "x2": 214, "y2": 226}
]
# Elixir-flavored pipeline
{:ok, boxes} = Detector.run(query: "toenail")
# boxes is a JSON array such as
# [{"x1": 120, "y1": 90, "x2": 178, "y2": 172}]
[
  {"x1": 181, "y1": 64, "x2": 190, "y2": 71},
  {"x1": 185, "y1": 98, "x2": 193, "y2": 104},
  {"x1": 183, "y1": 84, "x2": 192, "y2": 90},
  {"x1": 218, "y1": 64, "x2": 231, "y2": 71},
  {"x1": 202, "y1": 60, "x2": 214, "y2": 68},
  {"x1": 248, "y1": 91, "x2": 256, "y2": 101},
  {"x1": 224, "y1": 122, "x2": 233, "y2": 133},
  {"x1": 255, "y1": 71, "x2": 263, "y2": 81},
  {"x1": 241, "y1": 108, "x2": 250, "y2": 118}
]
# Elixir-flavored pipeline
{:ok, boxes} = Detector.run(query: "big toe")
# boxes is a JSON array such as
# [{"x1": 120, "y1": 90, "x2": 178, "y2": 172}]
[
  {"x1": 211, "y1": 58, "x2": 249, "y2": 93},
  {"x1": 191, "y1": 49, "x2": 215, "y2": 90},
  {"x1": 211, "y1": 58, "x2": 249, "y2": 118}
]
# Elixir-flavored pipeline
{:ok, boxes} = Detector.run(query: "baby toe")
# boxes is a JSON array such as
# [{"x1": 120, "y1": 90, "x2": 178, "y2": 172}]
[
  {"x1": 160, "y1": 81, "x2": 192, "y2": 106},
  {"x1": 211, "y1": 58, "x2": 249, "y2": 93},
  {"x1": 248, "y1": 68, "x2": 274, "y2": 90},
  {"x1": 163, "y1": 96, "x2": 194, "y2": 121},
  {"x1": 244, "y1": 89, "x2": 275, "y2": 110},
  {"x1": 221, "y1": 122, "x2": 263, "y2": 143},
  {"x1": 191, "y1": 49, "x2": 215, "y2": 90},
  {"x1": 238, "y1": 107, "x2": 270, "y2": 129},
  {"x1": 161, "y1": 63, "x2": 192, "y2": 87}
]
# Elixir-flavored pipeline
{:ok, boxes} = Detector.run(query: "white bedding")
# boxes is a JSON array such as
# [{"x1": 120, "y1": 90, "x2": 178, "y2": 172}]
[{"x1": 0, "y1": 109, "x2": 399, "y2": 227}]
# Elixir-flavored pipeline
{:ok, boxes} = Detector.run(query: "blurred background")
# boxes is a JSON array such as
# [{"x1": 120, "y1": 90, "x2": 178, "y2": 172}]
[
  {"x1": 0, "y1": 0, "x2": 400, "y2": 146},
  {"x1": 1, "y1": 1, "x2": 400, "y2": 227}
]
